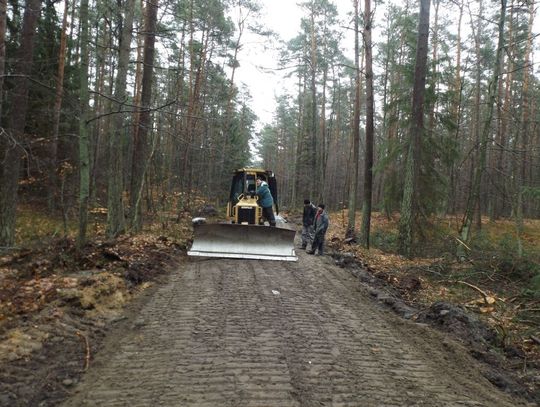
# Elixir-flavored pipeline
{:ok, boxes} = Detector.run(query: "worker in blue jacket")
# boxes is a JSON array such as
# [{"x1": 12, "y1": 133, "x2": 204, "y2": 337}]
[
  {"x1": 307, "y1": 204, "x2": 329, "y2": 255},
  {"x1": 256, "y1": 177, "x2": 276, "y2": 226},
  {"x1": 301, "y1": 199, "x2": 317, "y2": 249}
]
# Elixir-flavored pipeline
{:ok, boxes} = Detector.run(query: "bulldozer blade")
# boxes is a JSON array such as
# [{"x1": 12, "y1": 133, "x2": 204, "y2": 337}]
[{"x1": 188, "y1": 223, "x2": 298, "y2": 261}]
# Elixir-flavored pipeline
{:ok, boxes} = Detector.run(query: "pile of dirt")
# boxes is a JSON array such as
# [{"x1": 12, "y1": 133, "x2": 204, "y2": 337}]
[
  {"x1": 415, "y1": 301, "x2": 536, "y2": 401},
  {"x1": 0, "y1": 235, "x2": 184, "y2": 407},
  {"x1": 331, "y1": 250, "x2": 540, "y2": 404},
  {"x1": 415, "y1": 300, "x2": 498, "y2": 347}
]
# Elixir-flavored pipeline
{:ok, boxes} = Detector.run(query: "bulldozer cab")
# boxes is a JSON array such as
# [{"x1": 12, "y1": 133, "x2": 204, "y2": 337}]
[
  {"x1": 227, "y1": 169, "x2": 279, "y2": 221},
  {"x1": 228, "y1": 172, "x2": 257, "y2": 209},
  {"x1": 189, "y1": 167, "x2": 297, "y2": 261}
]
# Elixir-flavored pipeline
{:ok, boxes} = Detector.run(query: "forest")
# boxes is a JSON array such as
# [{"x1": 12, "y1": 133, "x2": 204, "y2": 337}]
[
  {"x1": 0, "y1": 0, "x2": 539, "y2": 255},
  {"x1": 0, "y1": 0, "x2": 539, "y2": 401},
  {"x1": 1, "y1": 0, "x2": 540, "y2": 289}
]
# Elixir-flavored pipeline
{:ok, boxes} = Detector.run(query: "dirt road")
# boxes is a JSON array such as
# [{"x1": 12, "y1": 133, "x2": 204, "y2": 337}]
[{"x1": 61, "y1": 251, "x2": 525, "y2": 406}]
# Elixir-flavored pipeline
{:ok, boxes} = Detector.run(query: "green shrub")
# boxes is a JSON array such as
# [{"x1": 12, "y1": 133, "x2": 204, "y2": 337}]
[
  {"x1": 469, "y1": 232, "x2": 540, "y2": 281},
  {"x1": 526, "y1": 273, "x2": 540, "y2": 298},
  {"x1": 371, "y1": 229, "x2": 398, "y2": 252}
]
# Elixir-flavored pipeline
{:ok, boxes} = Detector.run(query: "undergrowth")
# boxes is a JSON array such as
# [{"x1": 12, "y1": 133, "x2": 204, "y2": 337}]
[{"x1": 328, "y1": 211, "x2": 540, "y2": 363}]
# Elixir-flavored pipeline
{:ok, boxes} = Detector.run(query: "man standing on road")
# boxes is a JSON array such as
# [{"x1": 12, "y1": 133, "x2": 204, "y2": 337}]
[
  {"x1": 307, "y1": 204, "x2": 329, "y2": 255},
  {"x1": 256, "y1": 177, "x2": 276, "y2": 227},
  {"x1": 300, "y1": 199, "x2": 317, "y2": 249}
]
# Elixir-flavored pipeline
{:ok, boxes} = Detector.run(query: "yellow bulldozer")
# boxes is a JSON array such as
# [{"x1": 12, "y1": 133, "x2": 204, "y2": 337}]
[{"x1": 187, "y1": 168, "x2": 297, "y2": 261}]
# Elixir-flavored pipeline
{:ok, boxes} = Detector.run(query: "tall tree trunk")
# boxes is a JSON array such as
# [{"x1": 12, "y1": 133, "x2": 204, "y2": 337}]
[
  {"x1": 458, "y1": 0, "x2": 506, "y2": 258},
  {"x1": 130, "y1": 0, "x2": 158, "y2": 231},
  {"x1": 170, "y1": 24, "x2": 186, "y2": 194},
  {"x1": 292, "y1": 67, "x2": 304, "y2": 207},
  {"x1": 90, "y1": 9, "x2": 112, "y2": 207},
  {"x1": 493, "y1": 0, "x2": 514, "y2": 220},
  {"x1": 77, "y1": 0, "x2": 90, "y2": 248},
  {"x1": 397, "y1": 0, "x2": 430, "y2": 258},
  {"x1": 427, "y1": 0, "x2": 439, "y2": 133},
  {"x1": 319, "y1": 64, "x2": 327, "y2": 198},
  {"x1": 347, "y1": 0, "x2": 361, "y2": 239},
  {"x1": 515, "y1": 2, "x2": 534, "y2": 257},
  {"x1": 130, "y1": 9, "x2": 144, "y2": 191},
  {"x1": 0, "y1": 0, "x2": 7, "y2": 120},
  {"x1": 449, "y1": 0, "x2": 464, "y2": 215},
  {"x1": 382, "y1": 7, "x2": 406, "y2": 218},
  {"x1": 220, "y1": 2, "x2": 246, "y2": 179},
  {"x1": 461, "y1": 0, "x2": 484, "y2": 228},
  {"x1": 49, "y1": 0, "x2": 69, "y2": 211},
  {"x1": 180, "y1": 0, "x2": 195, "y2": 195},
  {"x1": 381, "y1": 7, "x2": 405, "y2": 218},
  {"x1": 360, "y1": 0, "x2": 374, "y2": 248},
  {"x1": 184, "y1": 29, "x2": 208, "y2": 201},
  {"x1": 0, "y1": 0, "x2": 40, "y2": 247},
  {"x1": 309, "y1": 7, "x2": 318, "y2": 198},
  {"x1": 107, "y1": 0, "x2": 136, "y2": 238},
  {"x1": 0, "y1": 0, "x2": 7, "y2": 219},
  {"x1": 379, "y1": 10, "x2": 392, "y2": 214}
]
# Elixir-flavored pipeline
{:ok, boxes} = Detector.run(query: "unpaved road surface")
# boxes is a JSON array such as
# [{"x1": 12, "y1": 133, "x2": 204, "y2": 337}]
[{"x1": 62, "y1": 251, "x2": 525, "y2": 406}]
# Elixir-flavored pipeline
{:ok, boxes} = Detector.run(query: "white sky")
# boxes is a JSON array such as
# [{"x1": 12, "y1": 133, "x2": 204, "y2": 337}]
[
  {"x1": 233, "y1": 0, "x2": 540, "y2": 130},
  {"x1": 234, "y1": 0, "x2": 354, "y2": 127}
]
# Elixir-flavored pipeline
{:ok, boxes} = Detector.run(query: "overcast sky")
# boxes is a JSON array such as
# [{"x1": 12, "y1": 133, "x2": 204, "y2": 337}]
[
  {"x1": 234, "y1": 0, "x2": 355, "y2": 127},
  {"x1": 233, "y1": 0, "x2": 540, "y2": 131}
]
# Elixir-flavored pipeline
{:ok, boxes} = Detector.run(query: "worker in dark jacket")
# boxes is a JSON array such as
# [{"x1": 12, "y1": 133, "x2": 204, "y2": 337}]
[
  {"x1": 301, "y1": 199, "x2": 317, "y2": 249},
  {"x1": 256, "y1": 177, "x2": 276, "y2": 226},
  {"x1": 307, "y1": 204, "x2": 329, "y2": 255}
]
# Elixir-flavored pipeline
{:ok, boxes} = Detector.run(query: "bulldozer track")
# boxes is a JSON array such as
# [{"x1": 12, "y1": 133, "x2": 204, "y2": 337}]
[{"x1": 62, "y1": 252, "x2": 524, "y2": 406}]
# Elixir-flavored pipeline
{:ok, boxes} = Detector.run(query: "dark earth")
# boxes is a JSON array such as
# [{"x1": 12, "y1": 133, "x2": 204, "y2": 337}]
[{"x1": 0, "y1": 235, "x2": 538, "y2": 406}]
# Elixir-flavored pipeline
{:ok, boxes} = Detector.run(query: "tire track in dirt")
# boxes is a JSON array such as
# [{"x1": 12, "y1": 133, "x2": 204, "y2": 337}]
[
  {"x1": 61, "y1": 251, "x2": 526, "y2": 407},
  {"x1": 275, "y1": 256, "x2": 490, "y2": 406},
  {"x1": 255, "y1": 258, "x2": 483, "y2": 406}
]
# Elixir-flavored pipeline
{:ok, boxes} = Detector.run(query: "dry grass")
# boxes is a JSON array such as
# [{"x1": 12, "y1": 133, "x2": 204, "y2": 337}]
[{"x1": 327, "y1": 210, "x2": 540, "y2": 357}]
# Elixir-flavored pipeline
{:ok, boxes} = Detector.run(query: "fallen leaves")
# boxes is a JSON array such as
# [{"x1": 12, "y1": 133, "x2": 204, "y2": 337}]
[
  {"x1": 0, "y1": 327, "x2": 48, "y2": 362},
  {"x1": 0, "y1": 229, "x2": 188, "y2": 330},
  {"x1": 0, "y1": 226, "x2": 189, "y2": 371},
  {"x1": 326, "y1": 211, "x2": 540, "y2": 360}
]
